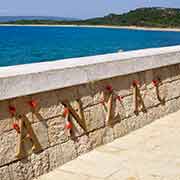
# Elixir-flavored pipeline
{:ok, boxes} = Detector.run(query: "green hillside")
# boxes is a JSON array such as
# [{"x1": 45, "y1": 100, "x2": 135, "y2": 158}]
[
  {"x1": 83, "y1": 7, "x2": 180, "y2": 27},
  {"x1": 2, "y1": 7, "x2": 180, "y2": 28}
]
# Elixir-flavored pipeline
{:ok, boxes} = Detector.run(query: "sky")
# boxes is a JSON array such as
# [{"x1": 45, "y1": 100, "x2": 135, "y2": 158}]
[{"x1": 0, "y1": 0, "x2": 180, "y2": 19}]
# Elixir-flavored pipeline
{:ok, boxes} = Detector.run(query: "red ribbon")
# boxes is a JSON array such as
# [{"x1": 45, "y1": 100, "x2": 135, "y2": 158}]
[
  {"x1": 63, "y1": 108, "x2": 69, "y2": 117},
  {"x1": 13, "y1": 123, "x2": 20, "y2": 133}
]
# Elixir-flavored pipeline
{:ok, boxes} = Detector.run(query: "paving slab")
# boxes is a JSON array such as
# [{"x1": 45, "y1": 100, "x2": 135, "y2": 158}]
[{"x1": 37, "y1": 110, "x2": 180, "y2": 180}]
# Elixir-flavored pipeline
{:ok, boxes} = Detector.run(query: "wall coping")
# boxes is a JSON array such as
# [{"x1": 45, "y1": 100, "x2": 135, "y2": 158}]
[{"x1": 0, "y1": 45, "x2": 180, "y2": 100}]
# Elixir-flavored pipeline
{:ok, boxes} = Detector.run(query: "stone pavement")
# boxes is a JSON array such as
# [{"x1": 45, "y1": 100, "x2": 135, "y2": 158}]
[{"x1": 37, "y1": 110, "x2": 180, "y2": 180}]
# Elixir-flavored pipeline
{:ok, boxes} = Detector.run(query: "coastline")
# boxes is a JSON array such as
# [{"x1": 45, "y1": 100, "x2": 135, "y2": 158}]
[{"x1": 1, "y1": 24, "x2": 180, "y2": 32}]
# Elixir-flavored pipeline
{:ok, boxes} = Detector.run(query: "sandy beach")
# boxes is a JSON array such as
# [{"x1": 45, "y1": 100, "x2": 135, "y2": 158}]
[{"x1": 1, "y1": 24, "x2": 180, "y2": 32}]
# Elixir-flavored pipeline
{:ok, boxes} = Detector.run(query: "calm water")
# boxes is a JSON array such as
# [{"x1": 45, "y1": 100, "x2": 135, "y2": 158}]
[{"x1": 1, "y1": 26, "x2": 180, "y2": 66}]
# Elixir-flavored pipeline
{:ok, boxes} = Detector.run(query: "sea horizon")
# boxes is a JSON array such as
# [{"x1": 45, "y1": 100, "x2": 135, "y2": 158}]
[{"x1": 1, "y1": 25, "x2": 180, "y2": 67}]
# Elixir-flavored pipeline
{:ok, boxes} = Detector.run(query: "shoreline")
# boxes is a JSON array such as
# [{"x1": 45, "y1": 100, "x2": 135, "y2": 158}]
[{"x1": 1, "y1": 24, "x2": 180, "y2": 32}]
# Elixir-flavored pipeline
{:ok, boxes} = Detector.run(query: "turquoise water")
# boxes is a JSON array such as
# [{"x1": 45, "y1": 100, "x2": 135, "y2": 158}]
[{"x1": 1, "y1": 26, "x2": 180, "y2": 66}]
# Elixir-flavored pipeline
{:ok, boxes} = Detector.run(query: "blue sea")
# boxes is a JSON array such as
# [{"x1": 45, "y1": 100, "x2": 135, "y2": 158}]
[{"x1": 1, "y1": 26, "x2": 180, "y2": 67}]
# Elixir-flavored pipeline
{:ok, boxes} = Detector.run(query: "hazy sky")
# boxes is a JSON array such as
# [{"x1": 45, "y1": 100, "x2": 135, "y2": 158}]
[{"x1": 0, "y1": 0, "x2": 180, "y2": 19}]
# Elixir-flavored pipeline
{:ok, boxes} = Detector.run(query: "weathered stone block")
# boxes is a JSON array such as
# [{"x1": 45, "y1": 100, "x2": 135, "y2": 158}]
[
  {"x1": 89, "y1": 128, "x2": 104, "y2": 148},
  {"x1": 9, "y1": 157, "x2": 33, "y2": 180},
  {"x1": 32, "y1": 91, "x2": 63, "y2": 121},
  {"x1": 30, "y1": 150, "x2": 50, "y2": 178},
  {"x1": 102, "y1": 127, "x2": 114, "y2": 144},
  {"x1": 32, "y1": 122, "x2": 49, "y2": 149},
  {"x1": 126, "y1": 111, "x2": 148, "y2": 130},
  {"x1": 47, "y1": 116, "x2": 68, "y2": 146},
  {"x1": 113, "y1": 120, "x2": 130, "y2": 139},
  {"x1": 0, "y1": 166, "x2": 11, "y2": 180},
  {"x1": 113, "y1": 110, "x2": 151, "y2": 141},
  {"x1": 55, "y1": 86, "x2": 79, "y2": 102},
  {"x1": 76, "y1": 83, "x2": 96, "y2": 102},
  {"x1": 77, "y1": 85, "x2": 105, "y2": 132},
  {"x1": 61, "y1": 140, "x2": 77, "y2": 164},
  {"x1": 10, "y1": 150, "x2": 49, "y2": 180},
  {"x1": 144, "y1": 70, "x2": 154, "y2": 88},
  {"x1": 48, "y1": 144, "x2": 63, "y2": 171},
  {"x1": 113, "y1": 95, "x2": 133, "y2": 122},
  {"x1": 163, "y1": 98, "x2": 180, "y2": 115},
  {"x1": 168, "y1": 64, "x2": 180, "y2": 82},
  {"x1": 121, "y1": 95, "x2": 134, "y2": 118},
  {"x1": 146, "y1": 105, "x2": 167, "y2": 125},
  {"x1": 0, "y1": 131, "x2": 17, "y2": 166},
  {"x1": 167, "y1": 80, "x2": 180, "y2": 100},
  {"x1": 0, "y1": 120, "x2": 48, "y2": 165},
  {"x1": 84, "y1": 104, "x2": 105, "y2": 132},
  {"x1": 78, "y1": 83, "x2": 102, "y2": 111},
  {"x1": 153, "y1": 66, "x2": 171, "y2": 83},
  {"x1": 143, "y1": 86, "x2": 166, "y2": 108},
  {"x1": 102, "y1": 73, "x2": 139, "y2": 96},
  {"x1": 75, "y1": 135, "x2": 92, "y2": 155},
  {"x1": 0, "y1": 100, "x2": 12, "y2": 133}
]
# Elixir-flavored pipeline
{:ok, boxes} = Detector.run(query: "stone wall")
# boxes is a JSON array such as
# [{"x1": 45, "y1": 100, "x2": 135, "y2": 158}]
[{"x1": 0, "y1": 46, "x2": 180, "y2": 180}]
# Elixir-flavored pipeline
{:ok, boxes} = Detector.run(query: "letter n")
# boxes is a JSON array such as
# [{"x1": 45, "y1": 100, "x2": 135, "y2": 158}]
[{"x1": 16, "y1": 115, "x2": 42, "y2": 159}]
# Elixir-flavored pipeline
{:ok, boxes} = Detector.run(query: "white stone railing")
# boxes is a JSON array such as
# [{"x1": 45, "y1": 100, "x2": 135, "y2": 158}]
[{"x1": 0, "y1": 45, "x2": 180, "y2": 100}]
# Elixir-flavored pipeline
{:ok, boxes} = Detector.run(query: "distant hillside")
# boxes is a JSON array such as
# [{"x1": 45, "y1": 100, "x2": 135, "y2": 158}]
[
  {"x1": 81, "y1": 7, "x2": 180, "y2": 28},
  {"x1": 0, "y1": 16, "x2": 79, "y2": 22},
  {"x1": 2, "y1": 7, "x2": 180, "y2": 28}
]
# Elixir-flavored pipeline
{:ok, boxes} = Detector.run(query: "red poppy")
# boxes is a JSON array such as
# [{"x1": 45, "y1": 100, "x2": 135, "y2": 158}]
[
  {"x1": 132, "y1": 80, "x2": 139, "y2": 86},
  {"x1": 116, "y1": 95, "x2": 124, "y2": 102},
  {"x1": 29, "y1": 100, "x2": 37, "y2": 108},
  {"x1": 13, "y1": 123, "x2": 20, "y2": 133},
  {"x1": 65, "y1": 121, "x2": 73, "y2": 129},
  {"x1": 106, "y1": 85, "x2": 113, "y2": 92},
  {"x1": 152, "y1": 79, "x2": 159, "y2": 87}
]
